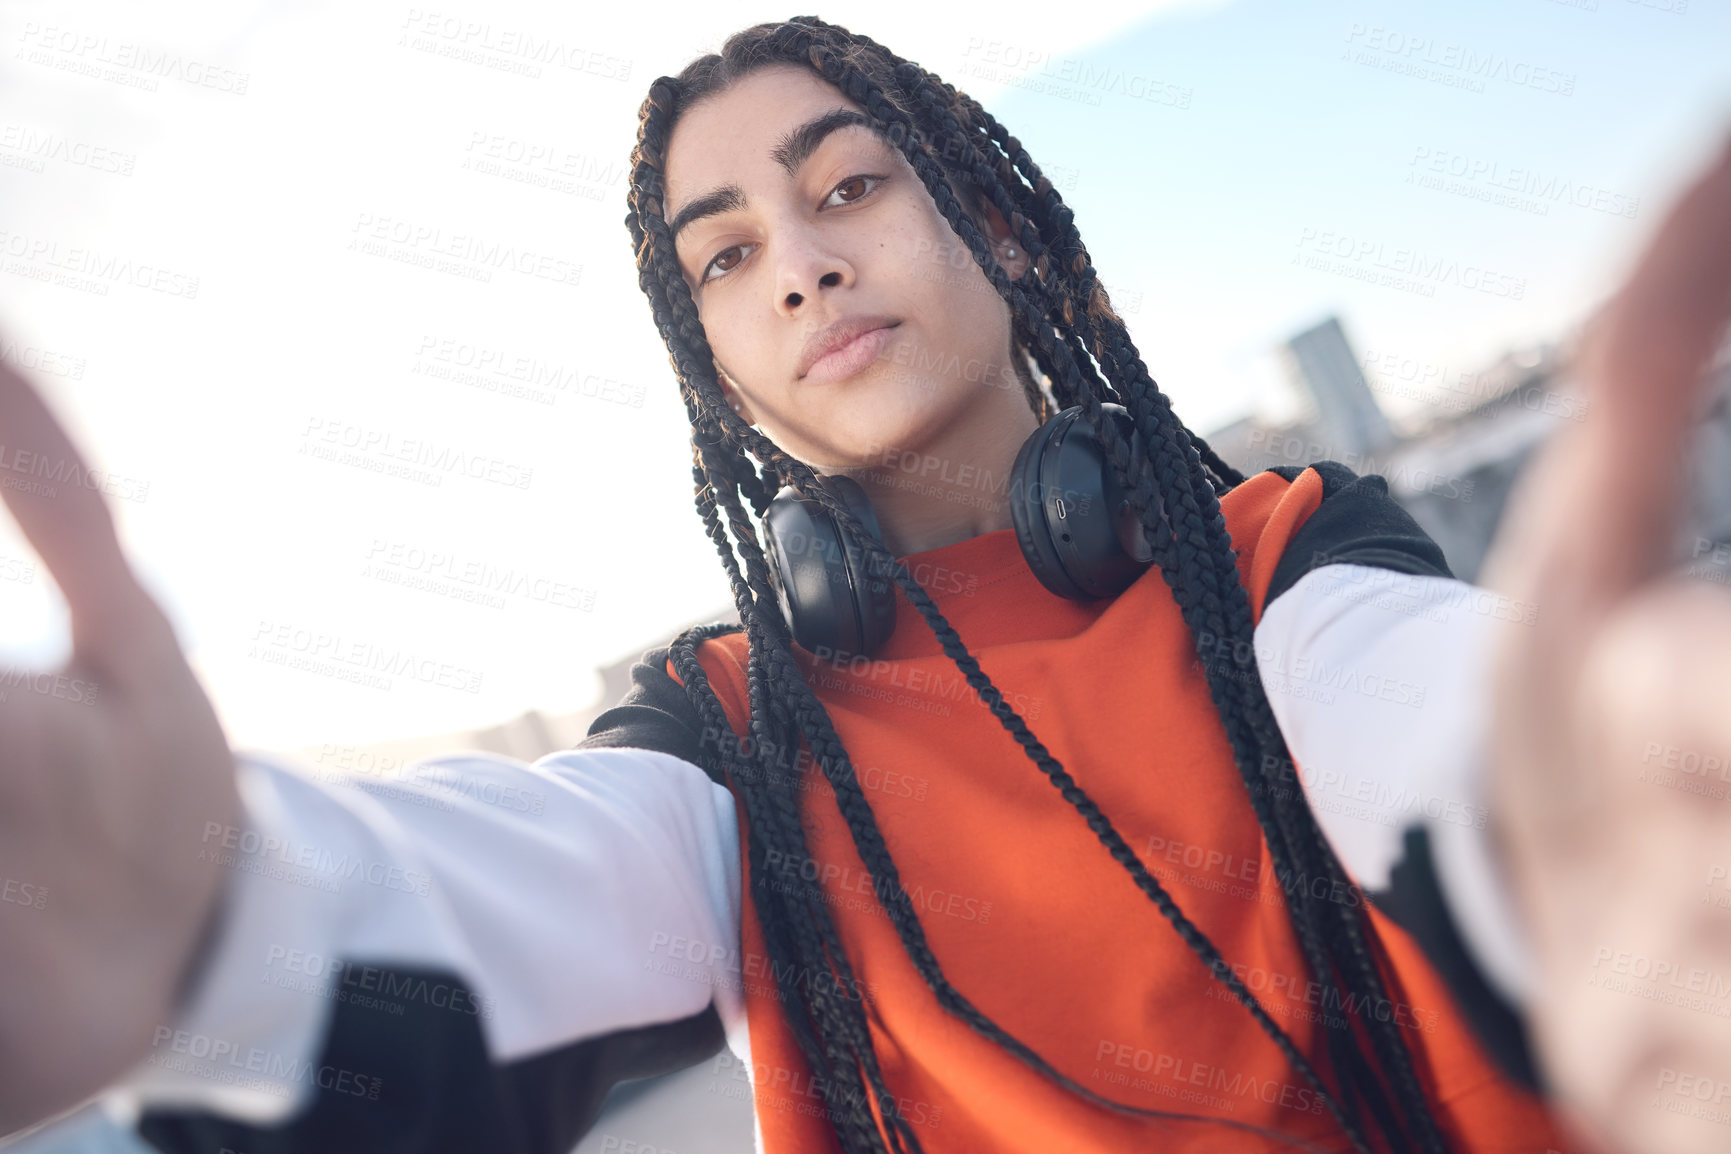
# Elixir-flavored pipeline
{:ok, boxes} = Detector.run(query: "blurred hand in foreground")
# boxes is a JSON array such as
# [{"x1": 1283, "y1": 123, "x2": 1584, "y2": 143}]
[
  {"x1": 1480, "y1": 134, "x2": 1731, "y2": 1154},
  {"x1": 0, "y1": 359, "x2": 241, "y2": 1135}
]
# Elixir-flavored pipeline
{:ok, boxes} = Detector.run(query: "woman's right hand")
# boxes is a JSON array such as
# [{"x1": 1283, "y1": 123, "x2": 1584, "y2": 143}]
[{"x1": 0, "y1": 357, "x2": 241, "y2": 1135}]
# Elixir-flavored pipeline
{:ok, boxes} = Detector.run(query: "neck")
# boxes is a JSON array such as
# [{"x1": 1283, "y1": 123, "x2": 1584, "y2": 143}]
[{"x1": 839, "y1": 391, "x2": 1042, "y2": 557}]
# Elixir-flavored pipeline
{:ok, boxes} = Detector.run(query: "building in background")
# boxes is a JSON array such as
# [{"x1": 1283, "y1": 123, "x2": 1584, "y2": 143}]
[
  {"x1": 1210, "y1": 316, "x2": 1731, "y2": 583},
  {"x1": 1281, "y1": 315, "x2": 1396, "y2": 462}
]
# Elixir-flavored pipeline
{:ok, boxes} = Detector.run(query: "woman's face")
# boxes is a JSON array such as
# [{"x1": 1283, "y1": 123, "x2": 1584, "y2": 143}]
[{"x1": 662, "y1": 64, "x2": 1033, "y2": 471}]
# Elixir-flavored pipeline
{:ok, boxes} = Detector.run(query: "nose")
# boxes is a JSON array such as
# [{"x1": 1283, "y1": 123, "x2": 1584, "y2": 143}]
[{"x1": 774, "y1": 234, "x2": 852, "y2": 317}]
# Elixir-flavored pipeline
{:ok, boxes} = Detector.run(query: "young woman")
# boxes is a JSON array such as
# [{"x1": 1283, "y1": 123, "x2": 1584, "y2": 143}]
[{"x1": 20, "y1": 14, "x2": 1719, "y2": 1154}]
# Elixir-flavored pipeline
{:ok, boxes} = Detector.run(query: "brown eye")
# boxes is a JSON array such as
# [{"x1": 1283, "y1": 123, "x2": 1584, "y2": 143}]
[
  {"x1": 822, "y1": 174, "x2": 884, "y2": 209},
  {"x1": 702, "y1": 244, "x2": 754, "y2": 284}
]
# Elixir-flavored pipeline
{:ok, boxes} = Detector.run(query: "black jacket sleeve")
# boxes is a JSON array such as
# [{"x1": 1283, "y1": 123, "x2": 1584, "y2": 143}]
[
  {"x1": 578, "y1": 645, "x2": 723, "y2": 784},
  {"x1": 1263, "y1": 460, "x2": 1454, "y2": 604}
]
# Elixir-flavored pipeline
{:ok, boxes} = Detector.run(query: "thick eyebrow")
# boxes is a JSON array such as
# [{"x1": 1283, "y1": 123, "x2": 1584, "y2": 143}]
[
  {"x1": 667, "y1": 108, "x2": 880, "y2": 247},
  {"x1": 771, "y1": 108, "x2": 874, "y2": 178}
]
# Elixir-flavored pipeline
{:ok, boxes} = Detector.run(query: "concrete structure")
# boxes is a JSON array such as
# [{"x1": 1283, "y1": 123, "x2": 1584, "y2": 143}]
[
  {"x1": 1210, "y1": 322, "x2": 1731, "y2": 583},
  {"x1": 1282, "y1": 316, "x2": 1395, "y2": 461}
]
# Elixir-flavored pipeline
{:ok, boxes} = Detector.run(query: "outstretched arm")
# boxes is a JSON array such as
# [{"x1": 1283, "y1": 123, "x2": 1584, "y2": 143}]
[
  {"x1": 123, "y1": 744, "x2": 743, "y2": 1154},
  {"x1": 0, "y1": 353, "x2": 745, "y2": 1153},
  {"x1": 1479, "y1": 134, "x2": 1731, "y2": 1154}
]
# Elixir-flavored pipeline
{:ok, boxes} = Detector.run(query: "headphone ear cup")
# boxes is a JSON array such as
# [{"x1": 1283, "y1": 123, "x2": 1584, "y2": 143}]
[
  {"x1": 1010, "y1": 403, "x2": 1154, "y2": 600},
  {"x1": 827, "y1": 475, "x2": 898, "y2": 656},
  {"x1": 762, "y1": 476, "x2": 897, "y2": 658},
  {"x1": 1010, "y1": 410, "x2": 1087, "y2": 600}
]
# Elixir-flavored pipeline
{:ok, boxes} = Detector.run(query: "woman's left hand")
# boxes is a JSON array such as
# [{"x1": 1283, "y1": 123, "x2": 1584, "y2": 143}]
[{"x1": 1477, "y1": 134, "x2": 1731, "y2": 1154}]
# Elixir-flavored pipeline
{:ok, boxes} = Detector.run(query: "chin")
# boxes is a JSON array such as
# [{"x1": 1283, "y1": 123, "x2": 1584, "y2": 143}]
[{"x1": 773, "y1": 365, "x2": 977, "y2": 474}]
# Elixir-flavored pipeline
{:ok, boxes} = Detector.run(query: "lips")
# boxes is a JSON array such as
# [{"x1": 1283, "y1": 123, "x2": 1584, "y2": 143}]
[{"x1": 796, "y1": 315, "x2": 901, "y2": 381}]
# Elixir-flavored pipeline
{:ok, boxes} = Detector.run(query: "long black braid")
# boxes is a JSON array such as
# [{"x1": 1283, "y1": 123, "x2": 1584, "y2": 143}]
[{"x1": 624, "y1": 18, "x2": 1450, "y2": 1153}]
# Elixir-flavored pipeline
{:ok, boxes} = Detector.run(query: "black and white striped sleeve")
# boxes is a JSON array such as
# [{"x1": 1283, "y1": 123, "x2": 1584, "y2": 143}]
[
  {"x1": 1251, "y1": 461, "x2": 1545, "y2": 1091},
  {"x1": 83, "y1": 733, "x2": 745, "y2": 1154}
]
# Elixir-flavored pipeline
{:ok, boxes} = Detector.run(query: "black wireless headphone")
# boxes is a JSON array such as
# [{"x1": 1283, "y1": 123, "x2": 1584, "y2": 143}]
[{"x1": 762, "y1": 403, "x2": 1158, "y2": 657}]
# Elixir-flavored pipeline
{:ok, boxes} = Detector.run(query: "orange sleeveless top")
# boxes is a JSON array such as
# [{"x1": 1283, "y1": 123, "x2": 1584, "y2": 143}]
[{"x1": 681, "y1": 467, "x2": 1563, "y2": 1152}]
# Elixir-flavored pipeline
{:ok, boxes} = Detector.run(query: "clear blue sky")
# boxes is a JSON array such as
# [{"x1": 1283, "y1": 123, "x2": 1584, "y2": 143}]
[{"x1": 973, "y1": 0, "x2": 1730, "y2": 431}]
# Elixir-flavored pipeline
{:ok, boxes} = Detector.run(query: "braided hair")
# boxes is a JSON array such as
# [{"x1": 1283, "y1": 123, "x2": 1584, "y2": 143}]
[{"x1": 623, "y1": 18, "x2": 1449, "y2": 1154}]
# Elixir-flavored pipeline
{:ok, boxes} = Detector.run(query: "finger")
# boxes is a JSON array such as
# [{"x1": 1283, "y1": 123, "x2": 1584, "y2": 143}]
[
  {"x1": 1574, "y1": 132, "x2": 1731, "y2": 596},
  {"x1": 0, "y1": 357, "x2": 164, "y2": 674},
  {"x1": 1478, "y1": 135, "x2": 1731, "y2": 808}
]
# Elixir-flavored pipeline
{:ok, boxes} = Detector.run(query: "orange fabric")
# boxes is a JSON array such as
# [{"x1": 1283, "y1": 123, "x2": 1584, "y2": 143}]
[{"x1": 676, "y1": 467, "x2": 1564, "y2": 1152}]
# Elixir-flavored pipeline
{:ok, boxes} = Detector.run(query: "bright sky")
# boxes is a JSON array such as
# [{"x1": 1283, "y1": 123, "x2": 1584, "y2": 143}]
[{"x1": 0, "y1": 0, "x2": 1723, "y2": 751}]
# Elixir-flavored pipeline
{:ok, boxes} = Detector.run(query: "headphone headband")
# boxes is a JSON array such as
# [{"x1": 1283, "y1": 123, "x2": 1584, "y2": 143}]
[{"x1": 764, "y1": 404, "x2": 1154, "y2": 657}]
